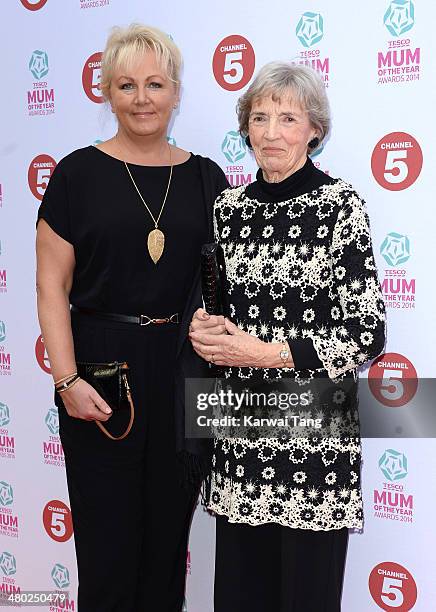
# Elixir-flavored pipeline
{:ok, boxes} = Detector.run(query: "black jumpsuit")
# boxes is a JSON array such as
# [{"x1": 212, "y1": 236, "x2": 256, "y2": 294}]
[{"x1": 37, "y1": 146, "x2": 227, "y2": 611}]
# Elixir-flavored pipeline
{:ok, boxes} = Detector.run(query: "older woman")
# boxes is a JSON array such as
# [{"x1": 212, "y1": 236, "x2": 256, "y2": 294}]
[
  {"x1": 190, "y1": 62, "x2": 385, "y2": 611},
  {"x1": 36, "y1": 24, "x2": 226, "y2": 611}
]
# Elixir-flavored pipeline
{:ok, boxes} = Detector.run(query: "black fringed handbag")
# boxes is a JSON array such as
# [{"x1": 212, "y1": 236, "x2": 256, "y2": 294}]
[{"x1": 200, "y1": 243, "x2": 230, "y2": 317}]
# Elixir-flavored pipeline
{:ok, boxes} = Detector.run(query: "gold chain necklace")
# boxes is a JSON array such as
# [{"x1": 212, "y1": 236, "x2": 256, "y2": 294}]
[{"x1": 124, "y1": 144, "x2": 173, "y2": 264}]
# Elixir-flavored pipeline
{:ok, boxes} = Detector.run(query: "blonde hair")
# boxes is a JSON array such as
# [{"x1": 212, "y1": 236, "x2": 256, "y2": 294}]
[
  {"x1": 237, "y1": 62, "x2": 330, "y2": 154},
  {"x1": 100, "y1": 23, "x2": 182, "y2": 100}
]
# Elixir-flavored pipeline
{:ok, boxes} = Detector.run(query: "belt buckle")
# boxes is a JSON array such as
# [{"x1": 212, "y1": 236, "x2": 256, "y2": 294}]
[{"x1": 139, "y1": 313, "x2": 179, "y2": 325}]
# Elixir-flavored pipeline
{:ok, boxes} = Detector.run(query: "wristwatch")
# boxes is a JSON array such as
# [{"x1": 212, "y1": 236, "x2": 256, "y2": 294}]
[{"x1": 279, "y1": 341, "x2": 290, "y2": 367}]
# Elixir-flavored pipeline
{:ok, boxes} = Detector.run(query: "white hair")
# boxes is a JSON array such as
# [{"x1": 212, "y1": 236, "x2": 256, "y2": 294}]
[{"x1": 237, "y1": 62, "x2": 330, "y2": 153}]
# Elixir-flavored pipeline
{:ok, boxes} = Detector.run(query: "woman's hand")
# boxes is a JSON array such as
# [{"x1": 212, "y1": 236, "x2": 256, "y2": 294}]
[
  {"x1": 60, "y1": 379, "x2": 113, "y2": 421},
  {"x1": 189, "y1": 308, "x2": 226, "y2": 335},
  {"x1": 190, "y1": 317, "x2": 273, "y2": 368}
]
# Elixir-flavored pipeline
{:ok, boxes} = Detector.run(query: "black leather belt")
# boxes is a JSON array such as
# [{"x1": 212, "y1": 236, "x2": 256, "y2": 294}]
[{"x1": 71, "y1": 305, "x2": 180, "y2": 326}]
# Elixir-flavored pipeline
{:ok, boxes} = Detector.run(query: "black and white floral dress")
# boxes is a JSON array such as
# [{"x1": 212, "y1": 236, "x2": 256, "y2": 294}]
[{"x1": 207, "y1": 158, "x2": 386, "y2": 531}]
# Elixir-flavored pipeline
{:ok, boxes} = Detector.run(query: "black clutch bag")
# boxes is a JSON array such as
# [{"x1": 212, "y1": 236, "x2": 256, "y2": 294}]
[
  {"x1": 76, "y1": 361, "x2": 134, "y2": 441},
  {"x1": 201, "y1": 243, "x2": 230, "y2": 317}
]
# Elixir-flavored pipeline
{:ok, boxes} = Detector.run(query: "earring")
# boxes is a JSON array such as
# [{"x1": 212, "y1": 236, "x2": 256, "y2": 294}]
[
  {"x1": 308, "y1": 137, "x2": 320, "y2": 149},
  {"x1": 245, "y1": 135, "x2": 252, "y2": 149}
]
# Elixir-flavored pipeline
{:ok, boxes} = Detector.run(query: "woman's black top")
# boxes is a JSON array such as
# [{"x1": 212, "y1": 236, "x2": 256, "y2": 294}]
[
  {"x1": 38, "y1": 146, "x2": 224, "y2": 315},
  {"x1": 246, "y1": 155, "x2": 335, "y2": 203}
]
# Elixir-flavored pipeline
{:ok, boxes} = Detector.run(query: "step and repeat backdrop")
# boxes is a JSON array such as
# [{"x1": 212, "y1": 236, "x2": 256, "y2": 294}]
[{"x1": 1, "y1": 0, "x2": 435, "y2": 610}]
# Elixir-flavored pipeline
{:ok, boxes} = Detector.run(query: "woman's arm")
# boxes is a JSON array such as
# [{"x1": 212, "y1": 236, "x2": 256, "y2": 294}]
[
  {"x1": 37, "y1": 220, "x2": 76, "y2": 381},
  {"x1": 310, "y1": 191, "x2": 386, "y2": 379},
  {"x1": 36, "y1": 220, "x2": 112, "y2": 420}
]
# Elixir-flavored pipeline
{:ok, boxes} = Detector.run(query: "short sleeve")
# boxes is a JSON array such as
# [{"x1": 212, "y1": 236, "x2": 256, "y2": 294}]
[{"x1": 36, "y1": 162, "x2": 72, "y2": 245}]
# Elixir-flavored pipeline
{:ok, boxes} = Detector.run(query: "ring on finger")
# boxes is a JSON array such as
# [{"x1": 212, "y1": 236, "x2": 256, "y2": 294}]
[{"x1": 211, "y1": 354, "x2": 215, "y2": 363}]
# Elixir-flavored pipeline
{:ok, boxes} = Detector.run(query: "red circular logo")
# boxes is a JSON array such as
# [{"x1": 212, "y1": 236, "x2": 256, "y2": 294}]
[
  {"x1": 82, "y1": 52, "x2": 103, "y2": 103},
  {"x1": 28, "y1": 154, "x2": 56, "y2": 201},
  {"x1": 43, "y1": 500, "x2": 73, "y2": 542},
  {"x1": 212, "y1": 35, "x2": 255, "y2": 91},
  {"x1": 371, "y1": 132, "x2": 423, "y2": 191},
  {"x1": 20, "y1": 0, "x2": 48, "y2": 10},
  {"x1": 368, "y1": 352, "x2": 417, "y2": 407},
  {"x1": 369, "y1": 561, "x2": 417, "y2": 611},
  {"x1": 35, "y1": 334, "x2": 51, "y2": 374}
]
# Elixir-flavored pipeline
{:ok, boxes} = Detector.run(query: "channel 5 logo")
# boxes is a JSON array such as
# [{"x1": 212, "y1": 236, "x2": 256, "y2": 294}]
[
  {"x1": 35, "y1": 335, "x2": 51, "y2": 374},
  {"x1": 82, "y1": 52, "x2": 103, "y2": 103},
  {"x1": 43, "y1": 500, "x2": 73, "y2": 542},
  {"x1": 20, "y1": 0, "x2": 48, "y2": 10},
  {"x1": 371, "y1": 132, "x2": 422, "y2": 191},
  {"x1": 28, "y1": 154, "x2": 56, "y2": 201},
  {"x1": 368, "y1": 352, "x2": 418, "y2": 407},
  {"x1": 369, "y1": 561, "x2": 417, "y2": 610}
]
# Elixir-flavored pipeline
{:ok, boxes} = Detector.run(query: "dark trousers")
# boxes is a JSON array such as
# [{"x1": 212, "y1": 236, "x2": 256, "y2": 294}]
[
  {"x1": 59, "y1": 312, "x2": 198, "y2": 611},
  {"x1": 214, "y1": 516, "x2": 349, "y2": 612}
]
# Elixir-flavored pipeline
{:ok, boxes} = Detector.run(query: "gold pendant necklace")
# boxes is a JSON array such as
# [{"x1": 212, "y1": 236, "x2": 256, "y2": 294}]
[{"x1": 124, "y1": 144, "x2": 173, "y2": 264}]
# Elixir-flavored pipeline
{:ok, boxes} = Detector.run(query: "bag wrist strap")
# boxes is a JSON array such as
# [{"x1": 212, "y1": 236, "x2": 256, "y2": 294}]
[{"x1": 94, "y1": 374, "x2": 135, "y2": 441}]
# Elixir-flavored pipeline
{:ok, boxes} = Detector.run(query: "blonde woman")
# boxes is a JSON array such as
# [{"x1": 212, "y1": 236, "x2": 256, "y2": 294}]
[{"x1": 36, "y1": 24, "x2": 226, "y2": 611}]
